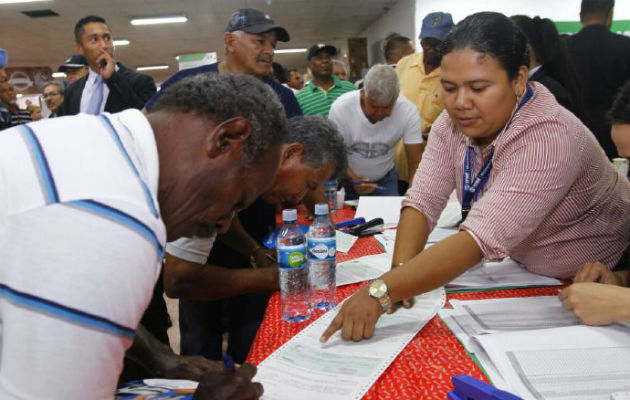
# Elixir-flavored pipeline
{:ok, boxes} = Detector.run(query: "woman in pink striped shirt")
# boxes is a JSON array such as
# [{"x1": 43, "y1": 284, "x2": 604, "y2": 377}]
[{"x1": 321, "y1": 11, "x2": 630, "y2": 343}]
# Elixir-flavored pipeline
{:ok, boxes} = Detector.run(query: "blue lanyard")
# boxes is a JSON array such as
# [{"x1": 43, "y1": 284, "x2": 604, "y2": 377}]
[
  {"x1": 461, "y1": 147, "x2": 494, "y2": 221},
  {"x1": 460, "y1": 84, "x2": 533, "y2": 222}
]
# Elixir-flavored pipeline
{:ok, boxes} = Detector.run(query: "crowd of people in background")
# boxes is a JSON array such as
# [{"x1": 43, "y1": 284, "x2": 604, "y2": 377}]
[{"x1": 0, "y1": 0, "x2": 629, "y2": 398}]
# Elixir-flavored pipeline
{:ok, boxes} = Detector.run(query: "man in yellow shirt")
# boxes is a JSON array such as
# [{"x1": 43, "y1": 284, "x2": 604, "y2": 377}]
[{"x1": 394, "y1": 12, "x2": 454, "y2": 193}]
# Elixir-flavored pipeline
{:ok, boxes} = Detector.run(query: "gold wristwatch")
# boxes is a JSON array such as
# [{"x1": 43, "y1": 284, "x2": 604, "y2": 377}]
[{"x1": 368, "y1": 279, "x2": 392, "y2": 312}]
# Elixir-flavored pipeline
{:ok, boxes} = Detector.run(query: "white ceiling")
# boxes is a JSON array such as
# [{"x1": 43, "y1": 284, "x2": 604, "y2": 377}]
[{"x1": 1, "y1": 0, "x2": 398, "y2": 82}]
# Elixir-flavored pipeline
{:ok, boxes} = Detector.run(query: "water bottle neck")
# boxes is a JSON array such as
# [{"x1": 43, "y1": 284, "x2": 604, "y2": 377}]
[{"x1": 283, "y1": 219, "x2": 297, "y2": 226}]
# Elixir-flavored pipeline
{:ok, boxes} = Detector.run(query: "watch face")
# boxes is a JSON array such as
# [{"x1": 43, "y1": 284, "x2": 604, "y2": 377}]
[{"x1": 369, "y1": 280, "x2": 387, "y2": 297}]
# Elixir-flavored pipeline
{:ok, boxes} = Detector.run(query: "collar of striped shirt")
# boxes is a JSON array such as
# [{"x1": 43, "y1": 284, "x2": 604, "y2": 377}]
[{"x1": 308, "y1": 76, "x2": 343, "y2": 92}]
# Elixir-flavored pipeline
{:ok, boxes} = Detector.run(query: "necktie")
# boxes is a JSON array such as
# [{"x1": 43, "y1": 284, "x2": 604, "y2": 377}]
[{"x1": 86, "y1": 76, "x2": 104, "y2": 115}]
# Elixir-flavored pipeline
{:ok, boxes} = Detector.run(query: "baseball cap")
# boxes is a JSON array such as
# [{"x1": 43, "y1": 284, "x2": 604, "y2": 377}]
[
  {"x1": 419, "y1": 12, "x2": 454, "y2": 41},
  {"x1": 226, "y1": 8, "x2": 290, "y2": 42},
  {"x1": 0, "y1": 48, "x2": 7, "y2": 68},
  {"x1": 307, "y1": 44, "x2": 337, "y2": 61},
  {"x1": 58, "y1": 54, "x2": 88, "y2": 72}
]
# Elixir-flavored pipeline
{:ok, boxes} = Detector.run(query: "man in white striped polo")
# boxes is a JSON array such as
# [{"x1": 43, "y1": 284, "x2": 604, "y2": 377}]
[{"x1": 0, "y1": 73, "x2": 281, "y2": 399}]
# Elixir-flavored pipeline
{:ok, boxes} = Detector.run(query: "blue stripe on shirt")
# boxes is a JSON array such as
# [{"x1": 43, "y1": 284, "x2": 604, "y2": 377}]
[
  {"x1": 98, "y1": 114, "x2": 160, "y2": 218},
  {"x1": 68, "y1": 199, "x2": 164, "y2": 260},
  {"x1": 19, "y1": 124, "x2": 60, "y2": 204},
  {"x1": 0, "y1": 284, "x2": 135, "y2": 340}
]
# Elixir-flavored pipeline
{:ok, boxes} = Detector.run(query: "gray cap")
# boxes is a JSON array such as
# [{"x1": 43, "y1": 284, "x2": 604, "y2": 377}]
[{"x1": 226, "y1": 8, "x2": 290, "y2": 42}]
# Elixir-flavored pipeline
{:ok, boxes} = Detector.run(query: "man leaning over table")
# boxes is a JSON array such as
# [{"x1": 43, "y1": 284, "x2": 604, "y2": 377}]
[
  {"x1": 0, "y1": 73, "x2": 285, "y2": 399},
  {"x1": 163, "y1": 115, "x2": 347, "y2": 364},
  {"x1": 329, "y1": 64, "x2": 423, "y2": 200}
]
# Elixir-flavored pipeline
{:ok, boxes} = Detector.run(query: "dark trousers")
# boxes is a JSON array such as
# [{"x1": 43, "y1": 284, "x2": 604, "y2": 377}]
[{"x1": 179, "y1": 292, "x2": 270, "y2": 364}]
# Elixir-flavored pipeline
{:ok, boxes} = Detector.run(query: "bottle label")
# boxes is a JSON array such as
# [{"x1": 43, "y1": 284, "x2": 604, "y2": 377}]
[
  {"x1": 277, "y1": 244, "x2": 307, "y2": 269},
  {"x1": 308, "y1": 237, "x2": 336, "y2": 261}
]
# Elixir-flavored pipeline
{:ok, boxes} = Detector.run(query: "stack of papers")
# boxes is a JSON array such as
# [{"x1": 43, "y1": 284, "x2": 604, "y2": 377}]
[
  {"x1": 447, "y1": 258, "x2": 562, "y2": 291},
  {"x1": 255, "y1": 288, "x2": 446, "y2": 400},
  {"x1": 355, "y1": 196, "x2": 404, "y2": 228},
  {"x1": 439, "y1": 296, "x2": 630, "y2": 399}
]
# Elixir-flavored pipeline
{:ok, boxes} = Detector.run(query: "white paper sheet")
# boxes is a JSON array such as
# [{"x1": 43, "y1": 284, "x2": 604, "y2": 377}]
[
  {"x1": 256, "y1": 288, "x2": 446, "y2": 400},
  {"x1": 447, "y1": 258, "x2": 562, "y2": 291},
  {"x1": 439, "y1": 296, "x2": 577, "y2": 353},
  {"x1": 374, "y1": 229, "x2": 397, "y2": 253},
  {"x1": 336, "y1": 229, "x2": 358, "y2": 253},
  {"x1": 475, "y1": 325, "x2": 630, "y2": 400},
  {"x1": 336, "y1": 253, "x2": 392, "y2": 287},
  {"x1": 354, "y1": 196, "x2": 403, "y2": 227}
]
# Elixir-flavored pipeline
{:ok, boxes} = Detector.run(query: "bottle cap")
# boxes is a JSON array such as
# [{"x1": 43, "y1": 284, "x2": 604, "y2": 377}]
[
  {"x1": 282, "y1": 208, "x2": 297, "y2": 221},
  {"x1": 314, "y1": 203, "x2": 329, "y2": 215}
]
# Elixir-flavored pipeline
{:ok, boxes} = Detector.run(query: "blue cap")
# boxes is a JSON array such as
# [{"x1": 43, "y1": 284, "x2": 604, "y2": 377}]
[
  {"x1": 0, "y1": 48, "x2": 7, "y2": 68},
  {"x1": 419, "y1": 12, "x2": 454, "y2": 41}
]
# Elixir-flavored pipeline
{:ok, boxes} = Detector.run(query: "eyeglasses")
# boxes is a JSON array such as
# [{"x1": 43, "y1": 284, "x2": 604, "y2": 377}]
[{"x1": 42, "y1": 92, "x2": 61, "y2": 99}]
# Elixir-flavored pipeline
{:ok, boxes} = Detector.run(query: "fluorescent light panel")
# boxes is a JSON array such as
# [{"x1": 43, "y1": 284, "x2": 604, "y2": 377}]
[
  {"x1": 0, "y1": 0, "x2": 50, "y2": 3},
  {"x1": 275, "y1": 48, "x2": 307, "y2": 54},
  {"x1": 131, "y1": 15, "x2": 187, "y2": 25},
  {"x1": 136, "y1": 65, "x2": 169, "y2": 71},
  {"x1": 113, "y1": 39, "x2": 130, "y2": 46}
]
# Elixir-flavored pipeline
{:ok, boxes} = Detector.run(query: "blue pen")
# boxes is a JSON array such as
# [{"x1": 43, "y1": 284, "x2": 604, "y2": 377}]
[
  {"x1": 222, "y1": 353, "x2": 236, "y2": 372},
  {"x1": 350, "y1": 180, "x2": 385, "y2": 190}
]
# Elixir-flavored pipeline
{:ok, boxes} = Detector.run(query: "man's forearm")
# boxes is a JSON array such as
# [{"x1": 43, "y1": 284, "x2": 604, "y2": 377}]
[
  {"x1": 126, "y1": 324, "x2": 178, "y2": 377},
  {"x1": 217, "y1": 216, "x2": 260, "y2": 258},
  {"x1": 163, "y1": 254, "x2": 278, "y2": 300}
]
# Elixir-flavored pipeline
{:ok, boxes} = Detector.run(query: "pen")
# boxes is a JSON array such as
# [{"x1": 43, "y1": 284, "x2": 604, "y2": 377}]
[
  {"x1": 222, "y1": 352, "x2": 236, "y2": 372},
  {"x1": 349, "y1": 180, "x2": 385, "y2": 190}
]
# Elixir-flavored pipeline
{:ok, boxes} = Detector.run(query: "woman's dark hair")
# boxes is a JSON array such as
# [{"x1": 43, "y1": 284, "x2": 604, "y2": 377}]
[
  {"x1": 440, "y1": 12, "x2": 529, "y2": 80},
  {"x1": 511, "y1": 15, "x2": 586, "y2": 121},
  {"x1": 608, "y1": 80, "x2": 630, "y2": 124}
]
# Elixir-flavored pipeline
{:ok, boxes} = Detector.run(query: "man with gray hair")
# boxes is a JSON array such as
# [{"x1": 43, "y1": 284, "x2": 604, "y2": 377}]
[
  {"x1": 0, "y1": 72, "x2": 285, "y2": 398},
  {"x1": 329, "y1": 64, "x2": 422, "y2": 199},
  {"x1": 42, "y1": 81, "x2": 64, "y2": 117},
  {"x1": 163, "y1": 115, "x2": 347, "y2": 364}
]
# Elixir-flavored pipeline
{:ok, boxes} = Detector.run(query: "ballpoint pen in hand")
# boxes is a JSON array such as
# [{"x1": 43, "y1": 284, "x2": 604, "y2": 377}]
[
  {"x1": 350, "y1": 180, "x2": 384, "y2": 190},
  {"x1": 222, "y1": 353, "x2": 236, "y2": 372}
]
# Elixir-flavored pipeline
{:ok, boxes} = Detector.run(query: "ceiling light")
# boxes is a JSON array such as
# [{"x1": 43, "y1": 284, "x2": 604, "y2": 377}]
[
  {"x1": 275, "y1": 48, "x2": 307, "y2": 54},
  {"x1": 136, "y1": 65, "x2": 169, "y2": 71},
  {"x1": 0, "y1": 0, "x2": 50, "y2": 3},
  {"x1": 52, "y1": 72, "x2": 66, "y2": 78},
  {"x1": 130, "y1": 15, "x2": 187, "y2": 26},
  {"x1": 113, "y1": 39, "x2": 130, "y2": 46}
]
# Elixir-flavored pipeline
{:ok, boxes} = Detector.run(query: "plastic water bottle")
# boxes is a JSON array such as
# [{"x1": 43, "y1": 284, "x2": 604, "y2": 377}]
[
  {"x1": 324, "y1": 180, "x2": 337, "y2": 211},
  {"x1": 307, "y1": 203, "x2": 337, "y2": 310},
  {"x1": 277, "y1": 209, "x2": 310, "y2": 322}
]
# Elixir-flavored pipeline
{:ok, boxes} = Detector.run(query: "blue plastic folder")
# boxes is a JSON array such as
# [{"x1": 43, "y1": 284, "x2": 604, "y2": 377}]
[{"x1": 448, "y1": 375, "x2": 523, "y2": 400}]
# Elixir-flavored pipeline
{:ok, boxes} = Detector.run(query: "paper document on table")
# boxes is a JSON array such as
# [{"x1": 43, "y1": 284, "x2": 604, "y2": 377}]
[
  {"x1": 374, "y1": 229, "x2": 397, "y2": 253},
  {"x1": 336, "y1": 253, "x2": 392, "y2": 286},
  {"x1": 336, "y1": 230, "x2": 358, "y2": 253},
  {"x1": 474, "y1": 325, "x2": 630, "y2": 399},
  {"x1": 447, "y1": 258, "x2": 562, "y2": 291},
  {"x1": 439, "y1": 296, "x2": 576, "y2": 353},
  {"x1": 256, "y1": 288, "x2": 446, "y2": 400},
  {"x1": 355, "y1": 196, "x2": 403, "y2": 227}
]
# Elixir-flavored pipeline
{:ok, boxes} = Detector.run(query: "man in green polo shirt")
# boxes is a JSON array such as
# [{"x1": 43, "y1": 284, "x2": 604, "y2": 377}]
[{"x1": 296, "y1": 44, "x2": 356, "y2": 117}]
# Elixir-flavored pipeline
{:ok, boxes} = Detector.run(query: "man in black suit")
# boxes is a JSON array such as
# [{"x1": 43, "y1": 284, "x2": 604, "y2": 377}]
[
  {"x1": 60, "y1": 15, "x2": 156, "y2": 116},
  {"x1": 568, "y1": 0, "x2": 630, "y2": 159}
]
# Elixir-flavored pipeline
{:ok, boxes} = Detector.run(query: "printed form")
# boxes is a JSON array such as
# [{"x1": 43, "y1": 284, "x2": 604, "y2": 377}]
[
  {"x1": 256, "y1": 288, "x2": 446, "y2": 400},
  {"x1": 476, "y1": 325, "x2": 630, "y2": 400}
]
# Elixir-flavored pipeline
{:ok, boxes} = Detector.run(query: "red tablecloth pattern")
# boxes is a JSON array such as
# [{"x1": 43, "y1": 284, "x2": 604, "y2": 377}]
[{"x1": 254, "y1": 205, "x2": 565, "y2": 398}]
